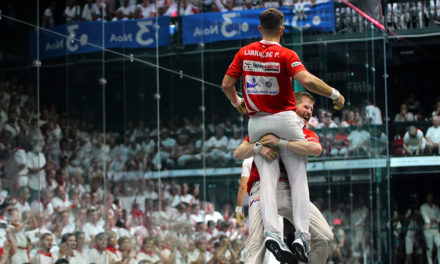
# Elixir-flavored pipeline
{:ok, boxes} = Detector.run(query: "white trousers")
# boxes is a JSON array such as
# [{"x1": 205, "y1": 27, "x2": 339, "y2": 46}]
[
  {"x1": 423, "y1": 229, "x2": 440, "y2": 264},
  {"x1": 246, "y1": 181, "x2": 333, "y2": 264},
  {"x1": 249, "y1": 111, "x2": 310, "y2": 239}
]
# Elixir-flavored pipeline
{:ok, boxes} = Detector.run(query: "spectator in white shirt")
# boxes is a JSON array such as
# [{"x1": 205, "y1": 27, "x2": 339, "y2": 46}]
[
  {"x1": 42, "y1": 2, "x2": 56, "y2": 28},
  {"x1": 152, "y1": 128, "x2": 176, "y2": 169},
  {"x1": 81, "y1": 0, "x2": 101, "y2": 21},
  {"x1": 403, "y1": 125, "x2": 426, "y2": 156},
  {"x1": 83, "y1": 208, "x2": 105, "y2": 242},
  {"x1": 27, "y1": 138, "x2": 47, "y2": 198},
  {"x1": 206, "y1": 127, "x2": 229, "y2": 166},
  {"x1": 13, "y1": 187, "x2": 31, "y2": 215},
  {"x1": 138, "y1": 0, "x2": 157, "y2": 17},
  {"x1": 64, "y1": 0, "x2": 81, "y2": 23},
  {"x1": 88, "y1": 232, "x2": 110, "y2": 264},
  {"x1": 426, "y1": 116, "x2": 440, "y2": 154},
  {"x1": 394, "y1": 103, "x2": 415, "y2": 122},
  {"x1": 50, "y1": 186, "x2": 72, "y2": 213},
  {"x1": 420, "y1": 193, "x2": 440, "y2": 264},
  {"x1": 345, "y1": 119, "x2": 370, "y2": 157},
  {"x1": 116, "y1": 0, "x2": 135, "y2": 19},
  {"x1": 364, "y1": 101, "x2": 383, "y2": 125},
  {"x1": 31, "y1": 233, "x2": 55, "y2": 264},
  {"x1": 226, "y1": 129, "x2": 242, "y2": 162}
]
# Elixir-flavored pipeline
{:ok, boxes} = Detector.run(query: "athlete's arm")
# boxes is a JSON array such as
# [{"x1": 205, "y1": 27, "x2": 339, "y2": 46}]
[
  {"x1": 222, "y1": 75, "x2": 247, "y2": 114},
  {"x1": 234, "y1": 140, "x2": 277, "y2": 160},
  {"x1": 259, "y1": 133, "x2": 322, "y2": 156},
  {"x1": 222, "y1": 75, "x2": 239, "y2": 102},
  {"x1": 235, "y1": 176, "x2": 248, "y2": 226},
  {"x1": 236, "y1": 176, "x2": 248, "y2": 208},
  {"x1": 294, "y1": 71, "x2": 345, "y2": 109}
]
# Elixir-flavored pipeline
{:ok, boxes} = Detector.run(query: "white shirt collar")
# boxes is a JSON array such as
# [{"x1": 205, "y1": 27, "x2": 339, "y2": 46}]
[{"x1": 260, "y1": 40, "x2": 281, "y2": 46}]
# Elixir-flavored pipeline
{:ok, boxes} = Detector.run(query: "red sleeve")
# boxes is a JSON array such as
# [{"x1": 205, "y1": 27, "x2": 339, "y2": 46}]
[
  {"x1": 244, "y1": 136, "x2": 249, "y2": 142},
  {"x1": 285, "y1": 49, "x2": 307, "y2": 77},
  {"x1": 225, "y1": 48, "x2": 243, "y2": 79},
  {"x1": 304, "y1": 129, "x2": 320, "y2": 143}
]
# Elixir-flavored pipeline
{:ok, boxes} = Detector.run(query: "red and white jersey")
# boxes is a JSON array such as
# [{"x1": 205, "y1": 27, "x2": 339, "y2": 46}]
[
  {"x1": 243, "y1": 127, "x2": 319, "y2": 195},
  {"x1": 226, "y1": 40, "x2": 307, "y2": 116}
]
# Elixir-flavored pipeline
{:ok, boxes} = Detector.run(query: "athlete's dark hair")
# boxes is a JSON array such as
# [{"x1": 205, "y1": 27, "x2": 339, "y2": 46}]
[
  {"x1": 295, "y1": 91, "x2": 315, "y2": 104},
  {"x1": 260, "y1": 8, "x2": 284, "y2": 35}
]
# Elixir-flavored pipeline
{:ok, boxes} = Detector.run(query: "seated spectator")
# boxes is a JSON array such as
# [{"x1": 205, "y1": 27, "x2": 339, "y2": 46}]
[
  {"x1": 42, "y1": 2, "x2": 56, "y2": 28},
  {"x1": 83, "y1": 208, "x2": 105, "y2": 242},
  {"x1": 8, "y1": 208, "x2": 31, "y2": 264},
  {"x1": 345, "y1": 119, "x2": 370, "y2": 157},
  {"x1": 165, "y1": 0, "x2": 199, "y2": 16},
  {"x1": 330, "y1": 127, "x2": 349, "y2": 156},
  {"x1": 226, "y1": 129, "x2": 242, "y2": 162},
  {"x1": 394, "y1": 103, "x2": 414, "y2": 122},
  {"x1": 316, "y1": 109, "x2": 338, "y2": 129},
  {"x1": 57, "y1": 233, "x2": 77, "y2": 262},
  {"x1": 31, "y1": 233, "x2": 55, "y2": 264},
  {"x1": 206, "y1": 127, "x2": 229, "y2": 166},
  {"x1": 152, "y1": 128, "x2": 176, "y2": 169},
  {"x1": 363, "y1": 101, "x2": 383, "y2": 125},
  {"x1": 81, "y1": 0, "x2": 101, "y2": 21},
  {"x1": 403, "y1": 125, "x2": 426, "y2": 156},
  {"x1": 64, "y1": 0, "x2": 81, "y2": 23},
  {"x1": 13, "y1": 187, "x2": 31, "y2": 215},
  {"x1": 88, "y1": 232, "x2": 110, "y2": 263},
  {"x1": 369, "y1": 128, "x2": 388, "y2": 156},
  {"x1": 426, "y1": 116, "x2": 440, "y2": 154},
  {"x1": 171, "y1": 134, "x2": 195, "y2": 167},
  {"x1": 70, "y1": 232, "x2": 87, "y2": 263},
  {"x1": 132, "y1": 6, "x2": 144, "y2": 19},
  {"x1": 137, "y1": 0, "x2": 157, "y2": 18},
  {"x1": 341, "y1": 110, "x2": 356, "y2": 127},
  {"x1": 4, "y1": 110, "x2": 20, "y2": 138},
  {"x1": 137, "y1": 236, "x2": 161, "y2": 262},
  {"x1": 116, "y1": 0, "x2": 135, "y2": 19}
]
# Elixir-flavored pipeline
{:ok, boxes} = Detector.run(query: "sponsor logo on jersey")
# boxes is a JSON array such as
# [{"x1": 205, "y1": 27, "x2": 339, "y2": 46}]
[
  {"x1": 250, "y1": 197, "x2": 260, "y2": 207},
  {"x1": 245, "y1": 75, "x2": 279, "y2": 95},
  {"x1": 243, "y1": 60, "x2": 280, "y2": 73},
  {"x1": 291, "y1": 62, "x2": 302, "y2": 68}
]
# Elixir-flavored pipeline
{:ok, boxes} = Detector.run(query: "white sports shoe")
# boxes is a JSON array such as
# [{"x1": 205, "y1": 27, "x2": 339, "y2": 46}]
[
  {"x1": 264, "y1": 231, "x2": 295, "y2": 262},
  {"x1": 291, "y1": 233, "x2": 310, "y2": 263}
]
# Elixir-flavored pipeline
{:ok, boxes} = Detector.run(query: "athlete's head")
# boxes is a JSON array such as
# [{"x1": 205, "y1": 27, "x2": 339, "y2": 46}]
[
  {"x1": 259, "y1": 8, "x2": 284, "y2": 38},
  {"x1": 295, "y1": 91, "x2": 315, "y2": 123}
]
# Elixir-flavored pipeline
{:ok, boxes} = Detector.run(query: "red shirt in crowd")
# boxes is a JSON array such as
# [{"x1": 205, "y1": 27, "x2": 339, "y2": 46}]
[
  {"x1": 244, "y1": 127, "x2": 320, "y2": 195},
  {"x1": 225, "y1": 40, "x2": 307, "y2": 116}
]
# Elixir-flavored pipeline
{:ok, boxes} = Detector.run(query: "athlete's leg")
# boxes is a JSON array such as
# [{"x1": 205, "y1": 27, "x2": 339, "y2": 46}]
[
  {"x1": 309, "y1": 203, "x2": 333, "y2": 264},
  {"x1": 279, "y1": 148, "x2": 310, "y2": 240},
  {"x1": 246, "y1": 182, "x2": 266, "y2": 264},
  {"x1": 249, "y1": 111, "x2": 305, "y2": 236},
  {"x1": 277, "y1": 181, "x2": 333, "y2": 264}
]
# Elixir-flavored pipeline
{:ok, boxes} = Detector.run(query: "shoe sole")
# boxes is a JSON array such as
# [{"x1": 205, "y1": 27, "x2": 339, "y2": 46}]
[
  {"x1": 291, "y1": 242, "x2": 309, "y2": 263},
  {"x1": 265, "y1": 239, "x2": 295, "y2": 263}
]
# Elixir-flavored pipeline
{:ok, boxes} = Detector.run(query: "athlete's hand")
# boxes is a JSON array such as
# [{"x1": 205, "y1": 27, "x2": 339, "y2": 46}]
[
  {"x1": 259, "y1": 145, "x2": 278, "y2": 160},
  {"x1": 333, "y1": 94, "x2": 345, "y2": 110},
  {"x1": 260, "y1": 134, "x2": 280, "y2": 149},
  {"x1": 236, "y1": 100, "x2": 247, "y2": 115},
  {"x1": 236, "y1": 212, "x2": 246, "y2": 226}
]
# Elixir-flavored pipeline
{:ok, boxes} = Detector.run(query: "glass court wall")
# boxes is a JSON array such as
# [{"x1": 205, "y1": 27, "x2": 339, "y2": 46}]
[{"x1": 0, "y1": 0, "x2": 439, "y2": 263}]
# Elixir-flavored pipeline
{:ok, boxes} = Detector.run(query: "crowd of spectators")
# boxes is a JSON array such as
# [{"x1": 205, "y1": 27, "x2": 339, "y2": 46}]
[
  {"x1": 391, "y1": 95, "x2": 440, "y2": 156},
  {"x1": 0, "y1": 78, "x2": 252, "y2": 263},
  {"x1": 41, "y1": 0, "x2": 440, "y2": 31},
  {"x1": 1, "y1": 75, "x2": 440, "y2": 263},
  {"x1": 43, "y1": 0, "x2": 321, "y2": 27}
]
